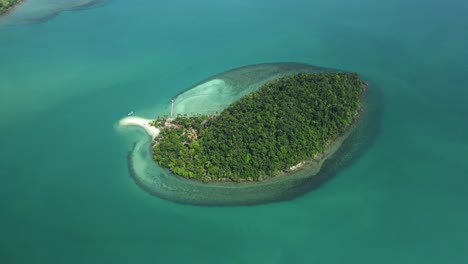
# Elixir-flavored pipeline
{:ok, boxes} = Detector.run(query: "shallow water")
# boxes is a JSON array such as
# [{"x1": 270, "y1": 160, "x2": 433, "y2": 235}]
[
  {"x1": 127, "y1": 62, "x2": 379, "y2": 205},
  {"x1": 1, "y1": 0, "x2": 468, "y2": 263}
]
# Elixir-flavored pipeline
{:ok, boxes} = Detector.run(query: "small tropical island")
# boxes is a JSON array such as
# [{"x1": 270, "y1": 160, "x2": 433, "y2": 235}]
[
  {"x1": 149, "y1": 72, "x2": 366, "y2": 183},
  {"x1": 0, "y1": 0, "x2": 20, "y2": 15}
]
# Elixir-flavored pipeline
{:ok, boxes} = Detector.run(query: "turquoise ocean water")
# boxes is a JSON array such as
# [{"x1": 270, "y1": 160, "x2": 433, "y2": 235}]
[{"x1": 1, "y1": 0, "x2": 467, "y2": 263}]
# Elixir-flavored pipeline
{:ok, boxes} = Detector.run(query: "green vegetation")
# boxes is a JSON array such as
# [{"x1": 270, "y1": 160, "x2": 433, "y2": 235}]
[
  {"x1": 0, "y1": 0, "x2": 19, "y2": 15},
  {"x1": 152, "y1": 72, "x2": 366, "y2": 182}
]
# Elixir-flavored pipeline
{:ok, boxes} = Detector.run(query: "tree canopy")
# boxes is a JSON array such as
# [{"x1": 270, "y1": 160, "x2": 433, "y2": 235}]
[
  {"x1": 152, "y1": 72, "x2": 366, "y2": 182},
  {"x1": 0, "y1": 0, "x2": 19, "y2": 14}
]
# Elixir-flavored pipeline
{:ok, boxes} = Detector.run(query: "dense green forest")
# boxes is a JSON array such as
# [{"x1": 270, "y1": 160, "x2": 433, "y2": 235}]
[
  {"x1": 153, "y1": 72, "x2": 366, "y2": 182},
  {"x1": 0, "y1": 0, "x2": 19, "y2": 14}
]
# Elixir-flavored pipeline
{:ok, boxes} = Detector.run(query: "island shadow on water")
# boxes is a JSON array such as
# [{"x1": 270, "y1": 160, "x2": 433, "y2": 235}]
[{"x1": 125, "y1": 62, "x2": 382, "y2": 206}]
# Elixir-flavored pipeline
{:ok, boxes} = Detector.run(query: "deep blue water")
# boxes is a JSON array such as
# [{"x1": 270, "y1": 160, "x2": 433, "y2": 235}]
[{"x1": 1, "y1": 0, "x2": 467, "y2": 263}]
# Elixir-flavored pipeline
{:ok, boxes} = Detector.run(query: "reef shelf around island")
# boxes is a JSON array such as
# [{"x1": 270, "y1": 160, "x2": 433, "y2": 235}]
[{"x1": 118, "y1": 62, "x2": 379, "y2": 205}]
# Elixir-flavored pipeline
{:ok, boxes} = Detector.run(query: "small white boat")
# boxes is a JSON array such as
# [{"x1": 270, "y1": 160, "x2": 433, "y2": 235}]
[{"x1": 127, "y1": 111, "x2": 134, "y2": 116}]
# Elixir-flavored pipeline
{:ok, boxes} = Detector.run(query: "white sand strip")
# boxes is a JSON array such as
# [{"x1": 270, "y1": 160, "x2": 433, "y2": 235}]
[{"x1": 119, "y1": 116, "x2": 160, "y2": 139}]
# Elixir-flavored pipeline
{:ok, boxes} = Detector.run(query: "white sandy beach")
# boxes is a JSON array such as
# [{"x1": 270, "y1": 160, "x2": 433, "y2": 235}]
[{"x1": 119, "y1": 116, "x2": 160, "y2": 139}]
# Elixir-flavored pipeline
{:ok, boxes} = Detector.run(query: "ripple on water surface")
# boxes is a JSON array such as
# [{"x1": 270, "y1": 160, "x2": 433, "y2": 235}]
[{"x1": 123, "y1": 62, "x2": 382, "y2": 205}]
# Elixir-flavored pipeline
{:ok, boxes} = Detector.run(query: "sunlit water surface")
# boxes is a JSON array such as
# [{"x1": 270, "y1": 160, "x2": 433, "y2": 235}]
[{"x1": 1, "y1": 0, "x2": 467, "y2": 263}]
